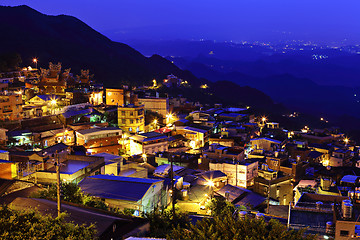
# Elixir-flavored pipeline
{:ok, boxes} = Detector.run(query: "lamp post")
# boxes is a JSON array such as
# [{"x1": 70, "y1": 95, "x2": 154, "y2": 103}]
[
  {"x1": 54, "y1": 150, "x2": 61, "y2": 217},
  {"x1": 51, "y1": 98, "x2": 57, "y2": 115},
  {"x1": 207, "y1": 180, "x2": 214, "y2": 198},
  {"x1": 33, "y1": 58, "x2": 38, "y2": 69}
]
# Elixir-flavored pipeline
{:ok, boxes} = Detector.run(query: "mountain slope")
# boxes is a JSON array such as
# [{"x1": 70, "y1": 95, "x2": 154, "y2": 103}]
[
  {"x1": 0, "y1": 5, "x2": 185, "y2": 87},
  {"x1": 0, "y1": 5, "x2": 277, "y2": 110}
]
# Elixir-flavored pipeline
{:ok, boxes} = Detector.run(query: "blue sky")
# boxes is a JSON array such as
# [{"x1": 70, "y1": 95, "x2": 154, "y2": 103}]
[{"x1": 2, "y1": 0, "x2": 360, "y2": 43}]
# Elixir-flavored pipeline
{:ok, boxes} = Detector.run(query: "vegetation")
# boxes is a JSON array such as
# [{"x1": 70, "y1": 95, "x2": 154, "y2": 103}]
[
  {"x1": 0, "y1": 206, "x2": 96, "y2": 240},
  {"x1": 0, "y1": 52, "x2": 22, "y2": 72},
  {"x1": 32, "y1": 182, "x2": 138, "y2": 216},
  {"x1": 167, "y1": 209, "x2": 316, "y2": 240},
  {"x1": 145, "y1": 207, "x2": 189, "y2": 238},
  {"x1": 32, "y1": 182, "x2": 107, "y2": 210}
]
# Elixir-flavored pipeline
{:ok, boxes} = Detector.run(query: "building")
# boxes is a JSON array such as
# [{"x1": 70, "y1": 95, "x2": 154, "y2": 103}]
[
  {"x1": 118, "y1": 104, "x2": 145, "y2": 133},
  {"x1": 37, "y1": 62, "x2": 71, "y2": 95},
  {"x1": 216, "y1": 184, "x2": 265, "y2": 209},
  {"x1": 250, "y1": 137, "x2": 282, "y2": 152},
  {"x1": 105, "y1": 88, "x2": 124, "y2": 106},
  {"x1": 130, "y1": 132, "x2": 169, "y2": 155},
  {"x1": 138, "y1": 97, "x2": 169, "y2": 118},
  {"x1": 289, "y1": 193, "x2": 349, "y2": 238},
  {"x1": 0, "y1": 92, "x2": 22, "y2": 121},
  {"x1": 76, "y1": 127, "x2": 123, "y2": 155},
  {"x1": 174, "y1": 125, "x2": 212, "y2": 149},
  {"x1": 27, "y1": 95, "x2": 60, "y2": 115},
  {"x1": 89, "y1": 90, "x2": 104, "y2": 105},
  {"x1": 253, "y1": 164, "x2": 293, "y2": 205},
  {"x1": 27, "y1": 154, "x2": 105, "y2": 184},
  {"x1": 79, "y1": 175, "x2": 165, "y2": 213},
  {"x1": 209, "y1": 158, "x2": 258, "y2": 188}
]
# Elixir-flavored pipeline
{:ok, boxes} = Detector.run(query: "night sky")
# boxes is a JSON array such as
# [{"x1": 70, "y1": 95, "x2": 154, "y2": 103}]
[{"x1": 2, "y1": 0, "x2": 360, "y2": 43}]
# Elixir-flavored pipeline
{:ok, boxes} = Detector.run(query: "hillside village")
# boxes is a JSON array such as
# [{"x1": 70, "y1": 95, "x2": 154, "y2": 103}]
[{"x1": 0, "y1": 61, "x2": 360, "y2": 239}]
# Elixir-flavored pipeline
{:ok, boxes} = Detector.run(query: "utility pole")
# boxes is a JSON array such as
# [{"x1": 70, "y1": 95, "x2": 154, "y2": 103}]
[
  {"x1": 170, "y1": 155, "x2": 176, "y2": 218},
  {"x1": 55, "y1": 150, "x2": 61, "y2": 217},
  {"x1": 267, "y1": 180, "x2": 270, "y2": 214}
]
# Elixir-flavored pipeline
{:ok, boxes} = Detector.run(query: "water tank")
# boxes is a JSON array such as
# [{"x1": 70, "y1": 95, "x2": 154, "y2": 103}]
[
  {"x1": 239, "y1": 211, "x2": 247, "y2": 220},
  {"x1": 342, "y1": 199, "x2": 352, "y2": 207},
  {"x1": 181, "y1": 189, "x2": 189, "y2": 201},
  {"x1": 316, "y1": 201, "x2": 323, "y2": 210},
  {"x1": 355, "y1": 191, "x2": 360, "y2": 200},
  {"x1": 325, "y1": 221, "x2": 334, "y2": 235},
  {"x1": 183, "y1": 182, "x2": 190, "y2": 190},
  {"x1": 296, "y1": 155, "x2": 301, "y2": 162},
  {"x1": 255, "y1": 213, "x2": 265, "y2": 220},
  {"x1": 343, "y1": 203, "x2": 353, "y2": 219}
]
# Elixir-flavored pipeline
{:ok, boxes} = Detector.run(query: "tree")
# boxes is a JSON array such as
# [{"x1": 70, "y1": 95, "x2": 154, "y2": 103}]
[
  {"x1": 145, "y1": 208, "x2": 189, "y2": 238},
  {"x1": 0, "y1": 206, "x2": 96, "y2": 239},
  {"x1": 207, "y1": 197, "x2": 236, "y2": 217},
  {"x1": 32, "y1": 182, "x2": 107, "y2": 210},
  {"x1": 168, "y1": 210, "x2": 316, "y2": 240}
]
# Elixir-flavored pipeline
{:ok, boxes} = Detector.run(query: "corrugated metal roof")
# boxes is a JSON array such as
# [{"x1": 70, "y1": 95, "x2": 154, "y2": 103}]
[{"x1": 79, "y1": 175, "x2": 162, "y2": 202}]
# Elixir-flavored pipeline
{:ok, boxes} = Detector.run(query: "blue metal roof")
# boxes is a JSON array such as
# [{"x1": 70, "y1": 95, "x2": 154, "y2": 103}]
[
  {"x1": 62, "y1": 108, "x2": 93, "y2": 118},
  {"x1": 79, "y1": 175, "x2": 162, "y2": 202}
]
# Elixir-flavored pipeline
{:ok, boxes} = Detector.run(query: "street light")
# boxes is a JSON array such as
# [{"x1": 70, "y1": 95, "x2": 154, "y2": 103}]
[
  {"x1": 33, "y1": 58, "x2": 38, "y2": 69},
  {"x1": 50, "y1": 97, "x2": 57, "y2": 114},
  {"x1": 344, "y1": 137, "x2": 349, "y2": 145},
  {"x1": 207, "y1": 180, "x2": 214, "y2": 198},
  {"x1": 261, "y1": 117, "x2": 267, "y2": 124}
]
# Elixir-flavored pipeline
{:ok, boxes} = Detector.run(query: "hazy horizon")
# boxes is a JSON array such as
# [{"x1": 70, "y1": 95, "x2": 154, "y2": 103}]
[{"x1": 1, "y1": 0, "x2": 360, "y2": 45}]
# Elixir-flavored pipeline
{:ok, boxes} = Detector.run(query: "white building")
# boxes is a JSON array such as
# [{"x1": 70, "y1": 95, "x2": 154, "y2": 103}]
[
  {"x1": 209, "y1": 159, "x2": 258, "y2": 188},
  {"x1": 130, "y1": 132, "x2": 168, "y2": 155}
]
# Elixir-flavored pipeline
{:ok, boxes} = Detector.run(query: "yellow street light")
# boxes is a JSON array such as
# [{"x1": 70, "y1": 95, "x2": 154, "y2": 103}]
[
  {"x1": 33, "y1": 58, "x2": 38, "y2": 69},
  {"x1": 344, "y1": 138, "x2": 349, "y2": 145},
  {"x1": 206, "y1": 180, "x2": 214, "y2": 187}
]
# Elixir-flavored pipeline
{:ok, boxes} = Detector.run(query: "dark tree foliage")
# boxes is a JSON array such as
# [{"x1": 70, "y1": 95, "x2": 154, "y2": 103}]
[
  {"x1": 145, "y1": 208, "x2": 190, "y2": 238},
  {"x1": 208, "y1": 197, "x2": 236, "y2": 217},
  {"x1": 0, "y1": 52, "x2": 22, "y2": 71},
  {"x1": 167, "y1": 210, "x2": 316, "y2": 240},
  {"x1": 32, "y1": 182, "x2": 107, "y2": 210},
  {"x1": 0, "y1": 206, "x2": 96, "y2": 240}
]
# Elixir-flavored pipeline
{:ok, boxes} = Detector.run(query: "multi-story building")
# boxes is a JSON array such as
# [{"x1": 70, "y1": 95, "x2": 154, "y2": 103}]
[
  {"x1": 106, "y1": 88, "x2": 124, "y2": 106},
  {"x1": 76, "y1": 127, "x2": 123, "y2": 155},
  {"x1": 208, "y1": 158, "x2": 258, "y2": 188},
  {"x1": 0, "y1": 92, "x2": 23, "y2": 121},
  {"x1": 118, "y1": 104, "x2": 145, "y2": 133},
  {"x1": 89, "y1": 90, "x2": 104, "y2": 105},
  {"x1": 174, "y1": 125, "x2": 212, "y2": 148},
  {"x1": 129, "y1": 132, "x2": 168, "y2": 155},
  {"x1": 138, "y1": 97, "x2": 169, "y2": 117}
]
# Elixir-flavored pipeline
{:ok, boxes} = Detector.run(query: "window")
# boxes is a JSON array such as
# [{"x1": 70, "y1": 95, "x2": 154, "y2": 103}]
[
  {"x1": 122, "y1": 119, "x2": 126, "y2": 124},
  {"x1": 130, "y1": 119, "x2": 134, "y2": 124},
  {"x1": 340, "y1": 230, "x2": 349, "y2": 237},
  {"x1": 130, "y1": 112, "x2": 134, "y2": 116},
  {"x1": 121, "y1": 111, "x2": 125, "y2": 116}
]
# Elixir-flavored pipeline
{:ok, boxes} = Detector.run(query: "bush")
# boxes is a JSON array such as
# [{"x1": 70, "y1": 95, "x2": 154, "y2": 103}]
[{"x1": 0, "y1": 206, "x2": 96, "y2": 239}]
